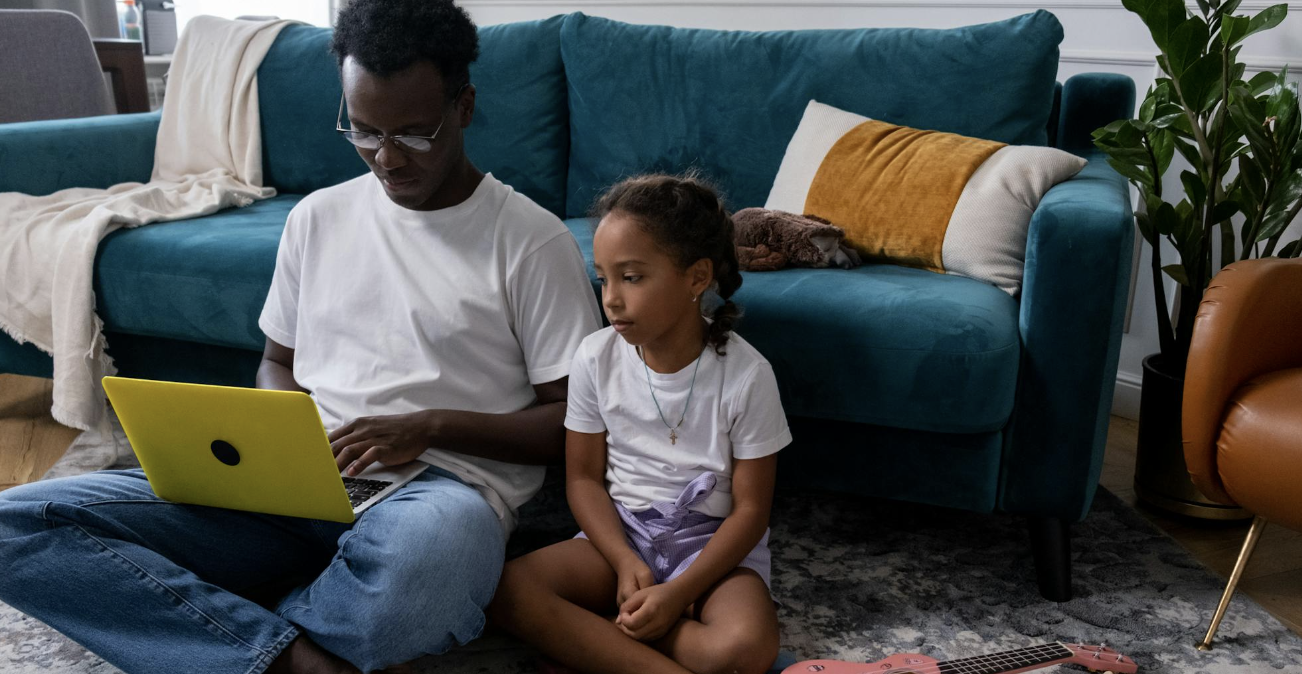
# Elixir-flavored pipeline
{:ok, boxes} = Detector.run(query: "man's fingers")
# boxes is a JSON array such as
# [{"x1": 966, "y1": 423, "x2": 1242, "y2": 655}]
[
  {"x1": 335, "y1": 442, "x2": 370, "y2": 471},
  {"x1": 327, "y1": 420, "x2": 357, "y2": 444},
  {"x1": 330, "y1": 432, "x2": 361, "y2": 457},
  {"x1": 346, "y1": 446, "x2": 387, "y2": 477}
]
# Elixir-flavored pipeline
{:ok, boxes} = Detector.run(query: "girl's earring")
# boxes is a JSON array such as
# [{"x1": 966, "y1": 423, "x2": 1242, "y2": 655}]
[{"x1": 692, "y1": 294, "x2": 700, "y2": 303}]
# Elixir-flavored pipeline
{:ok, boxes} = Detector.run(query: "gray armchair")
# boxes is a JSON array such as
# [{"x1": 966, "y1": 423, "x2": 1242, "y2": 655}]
[{"x1": 0, "y1": 9, "x2": 113, "y2": 123}]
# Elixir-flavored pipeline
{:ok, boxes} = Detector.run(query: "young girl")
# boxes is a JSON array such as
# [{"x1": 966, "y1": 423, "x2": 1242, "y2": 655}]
[{"x1": 488, "y1": 174, "x2": 791, "y2": 674}]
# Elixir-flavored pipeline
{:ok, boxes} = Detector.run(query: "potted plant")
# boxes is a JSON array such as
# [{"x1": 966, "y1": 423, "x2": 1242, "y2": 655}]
[{"x1": 1093, "y1": 0, "x2": 1302, "y2": 517}]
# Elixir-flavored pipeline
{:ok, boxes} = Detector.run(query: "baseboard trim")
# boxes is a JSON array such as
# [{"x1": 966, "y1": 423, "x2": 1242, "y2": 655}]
[{"x1": 1112, "y1": 371, "x2": 1142, "y2": 420}]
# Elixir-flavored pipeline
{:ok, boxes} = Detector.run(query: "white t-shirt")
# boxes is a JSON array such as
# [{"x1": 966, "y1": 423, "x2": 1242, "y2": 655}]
[
  {"x1": 259, "y1": 173, "x2": 602, "y2": 535},
  {"x1": 564, "y1": 327, "x2": 792, "y2": 518}
]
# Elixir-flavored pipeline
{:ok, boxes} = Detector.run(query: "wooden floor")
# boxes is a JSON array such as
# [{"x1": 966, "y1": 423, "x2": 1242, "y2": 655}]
[
  {"x1": 1100, "y1": 416, "x2": 1302, "y2": 637},
  {"x1": 0, "y1": 374, "x2": 81, "y2": 490},
  {"x1": 2, "y1": 372, "x2": 1299, "y2": 637}
]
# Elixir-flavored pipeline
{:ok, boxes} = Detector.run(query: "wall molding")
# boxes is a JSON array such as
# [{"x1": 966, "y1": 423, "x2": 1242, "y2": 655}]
[
  {"x1": 460, "y1": 1, "x2": 1301, "y2": 10},
  {"x1": 1061, "y1": 49, "x2": 1300, "y2": 70}
]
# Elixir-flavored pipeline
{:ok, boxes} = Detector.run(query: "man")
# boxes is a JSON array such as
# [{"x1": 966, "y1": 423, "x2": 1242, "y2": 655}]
[{"x1": 0, "y1": 1, "x2": 601, "y2": 672}]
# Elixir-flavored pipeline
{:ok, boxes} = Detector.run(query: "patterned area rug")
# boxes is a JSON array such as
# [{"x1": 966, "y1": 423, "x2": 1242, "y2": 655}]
[{"x1": 3, "y1": 423, "x2": 1301, "y2": 674}]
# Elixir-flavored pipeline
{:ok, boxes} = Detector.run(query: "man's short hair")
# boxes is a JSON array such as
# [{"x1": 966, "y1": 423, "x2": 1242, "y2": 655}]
[{"x1": 331, "y1": 0, "x2": 479, "y2": 99}]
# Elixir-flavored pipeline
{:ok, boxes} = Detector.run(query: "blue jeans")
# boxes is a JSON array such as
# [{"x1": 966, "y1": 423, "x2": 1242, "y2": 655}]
[{"x1": 0, "y1": 465, "x2": 505, "y2": 674}]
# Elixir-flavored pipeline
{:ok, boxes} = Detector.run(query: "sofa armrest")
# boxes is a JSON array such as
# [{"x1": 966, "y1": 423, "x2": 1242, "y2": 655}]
[
  {"x1": 0, "y1": 111, "x2": 160, "y2": 196},
  {"x1": 1055, "y1": 72, "x2": 1136, "y2": 155},
  {"x1": 999, "y1": 155, "x2": 1135, "y2": 521}
]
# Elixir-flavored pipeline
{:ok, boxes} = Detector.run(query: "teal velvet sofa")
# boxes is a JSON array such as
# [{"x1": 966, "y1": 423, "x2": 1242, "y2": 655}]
[{"x1": 0, "y1": 11, "x2": 1135, "y2": 601}]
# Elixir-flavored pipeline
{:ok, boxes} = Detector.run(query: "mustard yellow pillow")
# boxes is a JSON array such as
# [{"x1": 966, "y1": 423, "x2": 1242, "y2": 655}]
[{"x1": 766, "y1": 101, "x2": 1086, "y2": 295}]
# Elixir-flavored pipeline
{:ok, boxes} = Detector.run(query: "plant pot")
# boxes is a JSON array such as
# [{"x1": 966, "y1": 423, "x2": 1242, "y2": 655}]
[{"x1": 1133, "y1": 354, "x2": 1251, "y2": 520}]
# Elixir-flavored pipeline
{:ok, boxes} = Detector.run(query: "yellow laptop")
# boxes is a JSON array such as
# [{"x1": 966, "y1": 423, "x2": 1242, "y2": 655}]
[{"x1": 101, "y1": 376, "x2": 427, "y2": 523}]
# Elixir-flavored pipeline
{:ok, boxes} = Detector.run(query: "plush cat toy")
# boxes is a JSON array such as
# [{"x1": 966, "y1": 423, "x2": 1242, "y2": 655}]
[{"x1": 733, "y1": 208, "x2": 862, "y2": 271}]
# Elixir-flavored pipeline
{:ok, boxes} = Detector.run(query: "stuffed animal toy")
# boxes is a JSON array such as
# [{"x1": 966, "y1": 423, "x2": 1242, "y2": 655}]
[{"x1": 733, "y1": 208, "x2": 862, "y2": 271}]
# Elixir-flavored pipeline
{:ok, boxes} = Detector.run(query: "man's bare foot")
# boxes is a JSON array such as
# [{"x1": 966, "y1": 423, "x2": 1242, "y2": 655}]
[{"x1": 265, "y1": 636, "x2": 360, "y2": 674}]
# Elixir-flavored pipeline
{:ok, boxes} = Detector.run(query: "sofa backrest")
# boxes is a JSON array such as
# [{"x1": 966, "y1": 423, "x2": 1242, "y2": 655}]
[
  {"x1": 559, "y1": 11, "x2": 1064, "y2": 218},
  {"x1": 255, "y1": 17, "x2": 570, "y2": 217}
]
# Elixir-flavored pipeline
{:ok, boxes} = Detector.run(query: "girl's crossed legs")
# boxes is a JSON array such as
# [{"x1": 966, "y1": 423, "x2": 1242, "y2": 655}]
[{"x1": 488, "y1": 538, "x2": 779, "y2": 674}]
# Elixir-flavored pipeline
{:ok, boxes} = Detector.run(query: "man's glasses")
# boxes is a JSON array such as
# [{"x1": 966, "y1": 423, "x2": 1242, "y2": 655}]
[{"x1": 335, "y1": 84, "x2": 468, "y2": 154}]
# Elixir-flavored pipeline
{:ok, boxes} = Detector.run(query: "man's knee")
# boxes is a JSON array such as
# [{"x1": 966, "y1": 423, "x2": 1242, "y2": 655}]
[
  {"x1": 340, "y1": 491, "x2": 505, "y2": 663},
  {"x1": 0, "y1": 489, "x2": 44, "y2": 542}
]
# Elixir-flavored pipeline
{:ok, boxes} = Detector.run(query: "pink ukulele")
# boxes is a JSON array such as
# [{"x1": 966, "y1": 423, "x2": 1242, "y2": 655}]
[{"x1": 782, "y1": 642, "x2": 1137, "y2": 674}]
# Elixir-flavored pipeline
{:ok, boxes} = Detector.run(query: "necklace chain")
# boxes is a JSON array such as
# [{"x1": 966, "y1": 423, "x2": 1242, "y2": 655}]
[{"x1": 639, "y1": 345, "x2": 704, "y2": 445}]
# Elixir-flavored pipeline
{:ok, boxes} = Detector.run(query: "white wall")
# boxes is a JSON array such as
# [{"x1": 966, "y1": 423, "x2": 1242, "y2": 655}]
[
  {"x1": 461, "y1": 0, "x2": 1302, "y2": 419},
  {"x1": 176, "y1": 0, "x2": 332, "y2": 33}
]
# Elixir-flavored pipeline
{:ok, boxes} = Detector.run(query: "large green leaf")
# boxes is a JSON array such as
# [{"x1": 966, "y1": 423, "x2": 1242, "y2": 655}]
[
  {"x1": 1155, "y1": 201, "x2": 1181, "y2": 236},
  {"x1": 1150, "y1": 102, "x2": 1187, "y2": 128},
  {"x1": 1161, "y1": 264, "x2": 1192, "y2": 284},
  {"x1": 1153, "y1": 129, "x2": 1177, "y2": 176},
  {"x1": 1280, "y1": 238, "x2": 1302, "y2": 257},
  {"x1": 1211, "y1": 199, "x2": 1241, "y2": 223},
  {"x1": 1238, "y1": 154, "x2": 1266, "y2": 209},
  {"x1": 1269, "y1": 168, "x2": 1302, "y2": 210},
  {"x1": 1266, "y1": 66, "x2": 1296, "y2": 118},
  {"x1": 1257, "y1": 207, "x2": 1296, "y2": 241},
  {"x1": 1173, "y1": 204, "x2": 1203, "y2": 250},
  {"x1": 1246, "y1": 4, "x2": 1288, "y2": 41},
  {"x1": 1162, "y1": 264, "x2": 1191, "y2": 285},
  {"x1": 1231, "y1": 95, "x2": 1273, "y2": 159},
  {"x1": 1173, "y1": 135, "x2": 1204, "y2": 168},
  {"x1": 1246, "y1": 71, "x2": 1278, "y2": 96},
  {"x1": 1095, "y1": 118, "x2": 1131, "y2": 136},
  {"x1": 1220, "y1": 13, "x2": 1249, "y2": 47},
  {"x1": 1124, "y1": 0, "x2": 1189, "y2": 51},
  {"x1": 1108, "y1": 157, "x2": 1154, "y2": 186},
  {"x1": 1167, "y1": 17, "x2": 1209, "y2": 76},
  {"x1": 1181, "y1": 169, "x2": 1207, "y2": 210},
  {"x1": 1217, "y1": 0, "x2": 1245, "y2": 18},
  {"x1": 1136, "y1": 210, "x2": 1157, "y2": 243},
  {"x1": 1179, "y1": 52, "x2": 1225, "y2": 113},
  {"x1": 1139, "y1": 95, "x2": 1157, "y2": 123}
]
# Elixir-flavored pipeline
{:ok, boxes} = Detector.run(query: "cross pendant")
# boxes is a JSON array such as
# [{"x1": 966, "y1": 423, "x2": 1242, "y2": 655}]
[{"x1": 669, "y1": 429, "x2": 678, "y2": 445}]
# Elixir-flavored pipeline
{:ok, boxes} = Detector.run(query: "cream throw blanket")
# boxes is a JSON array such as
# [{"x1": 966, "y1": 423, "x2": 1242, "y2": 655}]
[{"x1": 0, "y1": 16, "x2": 294, "y2": 431}]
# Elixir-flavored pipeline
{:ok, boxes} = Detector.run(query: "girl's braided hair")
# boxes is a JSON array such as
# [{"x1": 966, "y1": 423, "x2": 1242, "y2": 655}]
[{"x1": 592, "y1": 172, "x2": 743, "y2": 355}]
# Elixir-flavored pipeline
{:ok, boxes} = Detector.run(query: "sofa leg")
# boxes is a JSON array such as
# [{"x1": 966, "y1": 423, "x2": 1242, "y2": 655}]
[{"x1": 1027, "y1": 516, "x2": 1072, "y2": 602}]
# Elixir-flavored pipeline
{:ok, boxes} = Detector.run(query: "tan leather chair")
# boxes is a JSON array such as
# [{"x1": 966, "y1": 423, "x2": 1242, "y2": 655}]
[{"x1": 1182, "y1": 257, "x2": 1302, "y2": 651}]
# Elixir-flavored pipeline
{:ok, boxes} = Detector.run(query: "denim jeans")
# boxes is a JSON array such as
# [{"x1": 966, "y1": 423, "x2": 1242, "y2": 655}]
[{"x1": 0, "y1": 465, "x2": 505, "y2": 674}]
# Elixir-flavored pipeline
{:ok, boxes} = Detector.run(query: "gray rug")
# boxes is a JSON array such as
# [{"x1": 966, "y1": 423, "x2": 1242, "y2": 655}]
[{"x1": 3, "y1": 423, "x2": 1301, "y2": 674}]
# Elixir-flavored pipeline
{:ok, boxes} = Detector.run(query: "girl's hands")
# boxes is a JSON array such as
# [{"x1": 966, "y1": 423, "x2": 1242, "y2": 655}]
[
  {"x1": 615, "y1": 556, "x2": 655, "y2": 609},
  {"x1": 616, "y1": 582, "x2": 692, "y2": 642}
]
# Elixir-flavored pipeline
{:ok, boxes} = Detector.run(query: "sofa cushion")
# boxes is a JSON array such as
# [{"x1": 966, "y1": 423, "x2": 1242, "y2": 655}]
[
  {"x1": 256, "y1": 17, "x2": 570, "y2": 216},
  {"x1": 766, "y1": 100, "x2": 1087, "y2": 295},
  {"x1": 560, "y1": 11, "x2": 1064, "y2": 217},
  {"x1": 565, "y1": 218, "x2": 1021, "y2": 434},
  {"x1": 94, "y1": 196, "x2": 301, "y2": 352}
]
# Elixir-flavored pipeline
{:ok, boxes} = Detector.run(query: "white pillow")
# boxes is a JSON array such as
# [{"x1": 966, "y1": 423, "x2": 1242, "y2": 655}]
[{"x1": 766, "y1": 100, "x2": 1087, "y2": 295}]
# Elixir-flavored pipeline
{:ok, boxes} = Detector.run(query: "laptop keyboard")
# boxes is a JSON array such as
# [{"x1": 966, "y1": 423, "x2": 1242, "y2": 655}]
[{"x1": 342, "y1": 477, "x2": 393, "y2": 508}]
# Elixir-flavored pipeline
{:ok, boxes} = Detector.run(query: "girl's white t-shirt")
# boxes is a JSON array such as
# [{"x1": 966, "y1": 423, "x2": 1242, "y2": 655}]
[
  {"x1": 259, "y1": 173, "x2": 602, "y2": 535},
  {"x1": 564, "y1": 326, "x2": 792, "y2": 518}
]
